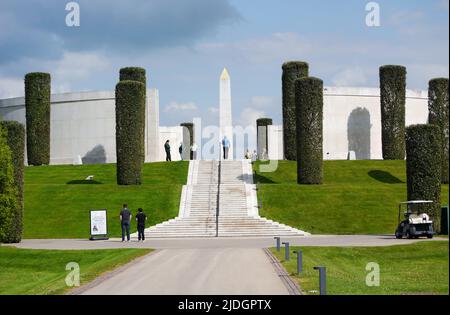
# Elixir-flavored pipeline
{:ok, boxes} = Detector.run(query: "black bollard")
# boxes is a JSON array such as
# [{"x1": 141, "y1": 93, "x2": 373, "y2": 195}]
[
  {"x1": 313, "y1": 266, "x2": 327, "y2": 295},
  {"x1": 274, "y1": 237, "x2": 281, "y2": 252},
  {"x1": 282, "y1": 242, "x2": 290, "y2": 261},
  {"x1": 293, "y1": 250, "x2": 303, "y2": 274}
]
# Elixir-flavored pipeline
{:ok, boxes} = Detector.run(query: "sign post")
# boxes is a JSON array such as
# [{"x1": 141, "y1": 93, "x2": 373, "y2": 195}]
[{"x1": 89, "y1": 209, "x2": 109, "y2": 241}]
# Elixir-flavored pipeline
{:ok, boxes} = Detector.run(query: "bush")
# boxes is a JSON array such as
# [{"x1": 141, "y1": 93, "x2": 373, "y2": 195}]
[
  {"x1": 180, "y1": 123, "x2": 194, "y2": 160},
  {"x1": 380, "y1": 65, "x2": 406, "y2": 160},
  {"x1": 406, "y1": 124, "x2": 442, "y2": 231},
  {"x1": 119, "y1": 67, "x2": 147, "y2": 85},
  {"x1": 25, "y1": 72, "x2": 51, "y2": 165},
  {"x1": 295, "y1": 77, "x2": 323, "y2": 184},
  {"x1": 282, "y1": 61, "x2": 309, "y2": 161},
  {"x1": 428, "y1": 78, "x2": 449, "y2": 184},
  {"x1": 256, "y1": 118, "x2": 273, "y2": 158},
  {"x1": 115, "y1": 81, "x2": 146, "y2": 185},
  {"x1": 120, "y1": 67, "x2": 147, "y2": 163},
  {"x1": 0, "y1": 121, "x2": 25, "y2": 243},
  {"x1": 0, "y1": 125, "x2": 18, "y2": 243}
]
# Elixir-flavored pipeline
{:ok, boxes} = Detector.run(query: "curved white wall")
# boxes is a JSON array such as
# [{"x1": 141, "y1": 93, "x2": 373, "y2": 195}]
[
  {"x1": 266, "y1": 86, "x2": 429, "y2": 160},
  {"x1": 0, "y1": 90, "x2": 161, "y2": 165},
  {"x1": 0, "y1": 86, "x2": 429, "y2": 164}
]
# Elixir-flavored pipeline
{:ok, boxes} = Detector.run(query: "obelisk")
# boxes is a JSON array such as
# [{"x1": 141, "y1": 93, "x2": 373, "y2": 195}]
[{"x1": 220, "y1": 68, "x2": 233, "y2": 160}]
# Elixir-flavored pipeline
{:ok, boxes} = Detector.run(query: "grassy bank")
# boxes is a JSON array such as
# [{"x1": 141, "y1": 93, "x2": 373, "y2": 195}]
[
  {"x1": 0, "y1": 246, "x2": 151, "y2": 295},
  {"x1": 271, "y1": 241, "x2": 449, "y2": 295},
  {"x1": 254, "y1": 160, "x2": 449, "y2": 234},
  {"x1": 24, "y1": 162, "x2": 188, "y2": 238}
]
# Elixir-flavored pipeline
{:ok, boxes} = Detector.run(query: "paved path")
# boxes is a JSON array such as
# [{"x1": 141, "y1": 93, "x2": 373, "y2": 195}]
[
  {"x1": 75, "y1": 248, "x2": 290, "y2": 295},
  {"x1": 7, "y1": 235, "x2": 447, "y2": 250},
  {"x1": 5, "y1": 236, "x2": 446, "y2": 295}
]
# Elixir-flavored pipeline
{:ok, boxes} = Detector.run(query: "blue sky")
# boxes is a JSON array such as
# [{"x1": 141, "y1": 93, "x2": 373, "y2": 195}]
[{"x1": 0, "y1": 0, "x2": 448, "y2": 128}]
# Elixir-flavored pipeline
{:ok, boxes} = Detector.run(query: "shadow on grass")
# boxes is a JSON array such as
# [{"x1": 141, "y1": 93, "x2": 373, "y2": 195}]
[
  {"x1": 368, "y1": 170, "x2": 404, "y2": 184},
  {"x1": 253, "y1": 173, "x2": 276, "y2": 184},
  {"x1": 66, "y1": 180, "x2": 103, "y2": 185}
]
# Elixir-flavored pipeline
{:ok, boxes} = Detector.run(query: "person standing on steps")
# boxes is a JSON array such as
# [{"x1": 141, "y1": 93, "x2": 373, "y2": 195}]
[
  {"x1": 164, "y1": 140, "x2": 171, "y2": 162},
  {"x1": 135, "y1": 208, "x2": 147, "y2": 242},
  {"x1": 120, "y1": 204, "x2": 132, "y2": 242},
  {"x1": 191, "y1": 142, "x2": 198, "y2": 160},
  {"x1": 222, "y1": 136, "x2": 230, "y2": 160}
]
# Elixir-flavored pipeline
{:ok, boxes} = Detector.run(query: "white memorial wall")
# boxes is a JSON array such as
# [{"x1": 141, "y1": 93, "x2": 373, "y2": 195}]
[
  {"x1": 265, "y1": 87, "x2": 429, "y2": 160},
  {"x1": 0, "y1": 86, "x2": 429, "y2": 164}
]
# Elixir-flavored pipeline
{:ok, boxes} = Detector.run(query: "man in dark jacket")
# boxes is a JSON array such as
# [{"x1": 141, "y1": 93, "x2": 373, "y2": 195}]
[
  {"x1": 164, "y1": 140, "x2": 171, "y2": 161},
  {"x1": 119, "y1": 204, "x2": 132, "y2": 242},
  {"x1": 136, "y1": 208, "x2": 147, "y2": 242}
]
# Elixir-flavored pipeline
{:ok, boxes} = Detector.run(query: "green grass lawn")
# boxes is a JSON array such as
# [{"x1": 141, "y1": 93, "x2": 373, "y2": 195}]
[
  {"x1": 0, "y1": 246, "x2": 151, "y2": 295},
  {"x1": 24, "y1": 161, "x2": 188, "y2": 239},
  {"x1": 254, "y1": 160, "x2": 449, "y2": 234},
  {"x1": 271, "y1": 241, "x2": 449, "y2": 295}
]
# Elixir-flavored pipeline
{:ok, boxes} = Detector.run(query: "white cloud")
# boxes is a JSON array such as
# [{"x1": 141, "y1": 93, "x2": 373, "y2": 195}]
[
  {"x1": 196, "y1": 32, "x2": 312, "y2": 64},
  {"x1": 49, "y1": 51, "x2": 111, "y2": 82},
  {"x1": 249, "y1": 96, "x2": 275, "y2": 109},
  {"x1": 331, "y1": 67, "x2": 369, "y2": 87},
  {"x1": 208, "y1": 107, "x2": 219, "y2": 114},
  {"x1": 0, "y1": 77, "x2": 23, "y2": 98},
  {"x1": 237, "y1": 107, "x2": 266, "y2": 128},
  {"x1": 164, "y1": 101, "x2": 198, "y2": 112}
]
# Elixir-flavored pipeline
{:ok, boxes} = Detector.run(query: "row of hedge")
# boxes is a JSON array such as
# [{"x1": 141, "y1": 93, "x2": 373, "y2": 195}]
[
  {"x1": 116, "y1": 67, "x2": 147, "y2": 185},
  {"x1": 282, "y1": 61, "x2": 309, "y2": 161},
  {"x1": 406, "y1": 124, "x2": 442, "y2": 231},
  {"x1": 295, "y1": 77, "x2": 323, "y2": 185},
  {"x1": 0, "y1": 121, "x2": 25, "y2": 243},
  {"x1": 380, "y1": 65, "x2": 407, "y2": 160},
  {"x1": 0, "y1": 125, "x2": 19, "y2": 243},
  {"x1": 25, "y1": 72, "x2": 51, "y2": 166},
  {"x1": 428, "y1": 78, "x2": 449, "y2": 184}
]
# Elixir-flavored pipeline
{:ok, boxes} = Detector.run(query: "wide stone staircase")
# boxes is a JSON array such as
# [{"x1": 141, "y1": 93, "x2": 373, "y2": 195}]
[{"x1": 141, "y1": 160, "x2": 308, "y2": 238}]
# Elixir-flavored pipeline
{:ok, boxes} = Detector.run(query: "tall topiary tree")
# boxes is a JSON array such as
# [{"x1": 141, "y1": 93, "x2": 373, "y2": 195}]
[
  {"x1": 180, "y1": 123, "x2": 194, "y2": 160},
  {"x1": 115, "y1": 80, "x2": 146, "y2": 185},
  {"x1": 120, "y1": 67, "x2": 147, "y2": 86},
  {"x1": 380, "y1": 65, "x2": 406, "y2": 160},
  {"x1": 0, "y1": 121, "x2": 25, "y2": 243},
  {"x1": 295, "y1": 77, "x2": 323, "y2": 185},
  {"x1": 282, "y1": 61, "x2": 309, "y2": 161},
  {"x1": 256, "y1": 118, "x2": 272, "y2": 159},
  {"x1": 120, "y1": 67, "x2": 147, "y2": 163},
  {"x1": 428, "y1": 78, "x2": 449, "y2": 184},
  {"x1": 0, "y1": 125, "x2": 18, "y2": 243},
  {"x1": 406, "y1": 124, "x2": 442, "y2": 231},
  {"x1": 25, "y1": 72, "x2": 51, "y2": 166}
]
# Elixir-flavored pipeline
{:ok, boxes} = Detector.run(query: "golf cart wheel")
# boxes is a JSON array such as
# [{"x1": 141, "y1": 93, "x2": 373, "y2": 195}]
[
  {"x1": 395, "y1": 232, "x2": 402, "y2": 239},
  {"x1": 427, "y1": 234, "x2": 433, "y2": 239},
  {"x1": 406, "y1": 232, "x2": 413, "y2": 239}
]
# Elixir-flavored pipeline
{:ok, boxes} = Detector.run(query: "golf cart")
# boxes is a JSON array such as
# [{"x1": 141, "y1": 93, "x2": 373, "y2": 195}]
[{"x1": 395, "y1": 201, "x2": 435, "y2": 239}]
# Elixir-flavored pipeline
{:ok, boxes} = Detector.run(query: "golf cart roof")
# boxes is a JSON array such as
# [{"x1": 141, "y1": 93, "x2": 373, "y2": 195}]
[{"x1": 400, "y1": 200, "x2": 434, "y2": 204}]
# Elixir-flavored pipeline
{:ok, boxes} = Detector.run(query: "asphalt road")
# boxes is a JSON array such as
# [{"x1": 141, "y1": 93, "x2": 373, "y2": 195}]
[{"x1": 74, "y1": 248, "x2": 291, "y2": 295}]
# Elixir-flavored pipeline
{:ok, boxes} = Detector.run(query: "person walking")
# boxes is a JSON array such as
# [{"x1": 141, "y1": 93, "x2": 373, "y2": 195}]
[
  {"x1": 222, "y1": 136, "x2": 230, "y2": 160},
  {"x1": 119, "y1": 204, "x2": 132, "y2": 242},
  {"x1": 164, "y1": 140, "x2": 171, "y2": 162},
  {"x1": 135, "y1": 208, "x2": 147, "y2": 242}
]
